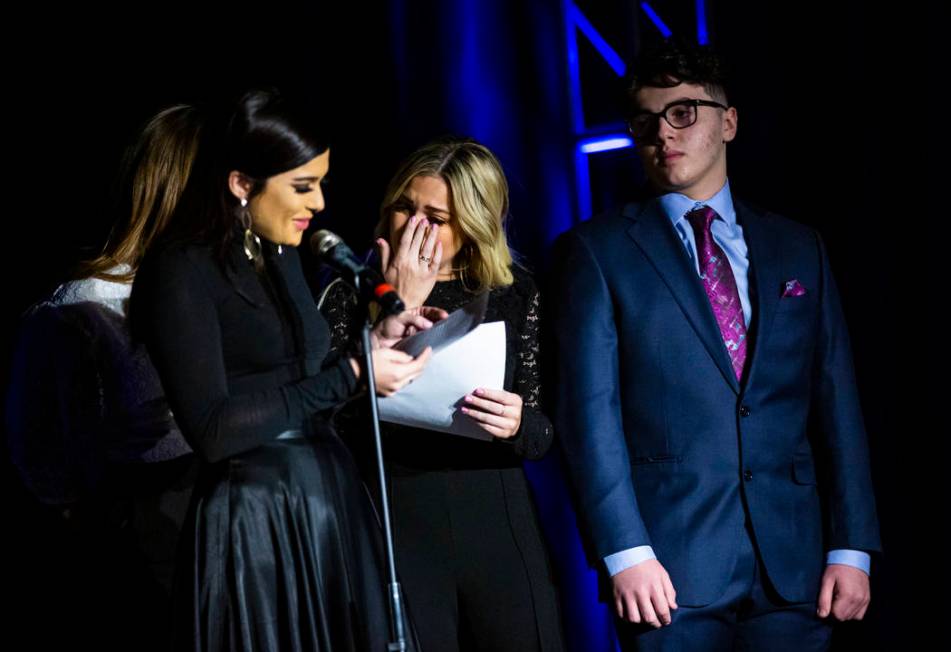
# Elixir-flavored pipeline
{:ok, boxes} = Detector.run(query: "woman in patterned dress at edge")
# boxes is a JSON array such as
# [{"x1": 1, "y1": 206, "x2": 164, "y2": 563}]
[
  {"x1": 130, "y1": 88, "x2": 441, "y2": 651},
  {"x1": 6, "y1": 105, "x2": 201, "y2": 650},
  {"x1": 321, "y1": 137, "x2": 565, "y2": 652}
]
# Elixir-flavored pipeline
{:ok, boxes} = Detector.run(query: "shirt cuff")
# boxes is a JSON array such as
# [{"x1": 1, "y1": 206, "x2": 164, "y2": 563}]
[
  {"x1": 826, "y1": 549, "x2": 871, "y2": 575},
  {"x1": 604, "y1": 546, "x2": 657, "y2": 577}
]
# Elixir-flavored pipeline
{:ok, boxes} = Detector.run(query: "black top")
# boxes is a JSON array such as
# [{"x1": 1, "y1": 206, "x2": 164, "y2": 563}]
[
  {"x1": 7, "y1": 272, "x2": 192, "y2": 505},
  {"x1": 130, "y1": 235, "x2": 359, "y2": 464},
  {"x1": 321, "y1": 264, "x2": 553, "y2": 469}
]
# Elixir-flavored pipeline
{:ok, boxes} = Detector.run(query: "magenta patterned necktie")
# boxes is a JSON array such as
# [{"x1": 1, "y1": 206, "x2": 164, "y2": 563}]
[{"x1": 685, "y1": 206, "x2": 747, "y2": 380}]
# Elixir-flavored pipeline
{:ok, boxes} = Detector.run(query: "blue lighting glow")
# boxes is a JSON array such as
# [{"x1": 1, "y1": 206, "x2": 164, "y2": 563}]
[
  {"x1": 565, "y1": 1, "x2": 585, "y2": 133},
  {"x1": 574, "y1": 146, "x2": 592, "y2": 220},
  {"x1": 579, "y1": 136, "x2": 634, "y2": 154},
  {"x1": 567, "y1": 2, "x2": 627, "y2": 77},
  {"x1": 640, "y1": 2, "x2": 673, "y2": 38},
  {"x1": 696, "y1": 0, "x2": 710, "y2": 44}
]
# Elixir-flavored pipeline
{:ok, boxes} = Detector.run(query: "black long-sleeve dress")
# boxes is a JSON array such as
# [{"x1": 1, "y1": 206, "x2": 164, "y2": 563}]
[
  {"x1": 322, "y1": 265, "x2": 565, "y2": 652},
  {"x1": 131, "y1": 233, "x2": 416, "y2": 652}
]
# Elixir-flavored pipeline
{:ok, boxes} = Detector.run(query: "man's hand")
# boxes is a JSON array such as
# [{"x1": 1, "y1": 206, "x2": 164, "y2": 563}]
[
  {"x1": 816, "y1": 564, "x2": 870, "y2": 621},
  {"x1": 612, "y1": 559, "x2": 678, "y2": 627}
]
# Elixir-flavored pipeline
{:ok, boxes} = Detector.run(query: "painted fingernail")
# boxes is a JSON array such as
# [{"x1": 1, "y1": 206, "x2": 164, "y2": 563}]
[
  {"x1": 475, "y1": 388, "x2": 484, "y2": 395},
  {"x1": 464, "y1": 395, "x2": 473, "y2": 402}
]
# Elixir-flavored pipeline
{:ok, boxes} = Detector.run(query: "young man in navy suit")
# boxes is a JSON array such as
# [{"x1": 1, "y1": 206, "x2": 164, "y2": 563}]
[{"x1": 553, "y1": 40, "x2": 881, "y2": 650}]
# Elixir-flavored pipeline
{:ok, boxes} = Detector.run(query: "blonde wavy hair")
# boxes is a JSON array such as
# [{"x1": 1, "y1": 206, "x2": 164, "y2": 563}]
[
  {"x1": 376, "y1": 137, "x2": 513, "y2": 292},
  {"x1": 75, "y1": 105, "x2": 201, "y2": 282}
]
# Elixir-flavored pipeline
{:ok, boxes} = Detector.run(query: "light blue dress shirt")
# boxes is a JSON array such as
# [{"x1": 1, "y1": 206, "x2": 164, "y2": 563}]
[{"x1": 603, "y1": 180, "x2": 870, "y2": 577}]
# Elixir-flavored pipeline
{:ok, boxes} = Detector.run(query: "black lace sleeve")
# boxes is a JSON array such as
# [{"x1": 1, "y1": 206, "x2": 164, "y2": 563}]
[
  {"x1": 317, "y1": 277, "x2": 368, "y2": 445},
  {"x1": 510, "y1": 272, "x2": 554, "y2": 460},
  {"x1": 319, "y1": 278, "x2": 362, "y2": 356}
]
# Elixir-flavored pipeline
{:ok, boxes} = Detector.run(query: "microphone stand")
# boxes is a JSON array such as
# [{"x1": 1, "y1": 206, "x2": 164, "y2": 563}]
[{"x1": 355, "y1": 275, "x2": 407, "y2": 652}]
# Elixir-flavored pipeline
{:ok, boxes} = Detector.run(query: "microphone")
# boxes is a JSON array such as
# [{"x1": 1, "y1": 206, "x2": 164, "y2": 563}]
[{"x1": 310, "y1": 230, "x2": 405, "y2": 317}]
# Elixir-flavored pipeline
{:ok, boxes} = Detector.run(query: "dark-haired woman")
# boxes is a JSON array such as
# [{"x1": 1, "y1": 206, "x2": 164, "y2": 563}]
[{"x1": 131, "y1": 90, "x2": 433, "y2": 651}]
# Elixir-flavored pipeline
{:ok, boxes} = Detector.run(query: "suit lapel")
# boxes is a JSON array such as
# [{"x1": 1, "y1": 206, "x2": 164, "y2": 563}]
[
  {"x1": 624, "y1": 202, "x2": 740, "y2": 394},
  {"x1": 734, "y1": 201, "x2": 782, "y2": 392}
]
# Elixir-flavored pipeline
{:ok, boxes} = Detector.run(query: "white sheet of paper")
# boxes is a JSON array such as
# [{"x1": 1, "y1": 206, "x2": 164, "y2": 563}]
[
  {"x1": 378, "y1": 320, "x2": 506, "y2": 441},
  {"x1": 393, "y1": 292, "x2": 489, "y2": 357}
]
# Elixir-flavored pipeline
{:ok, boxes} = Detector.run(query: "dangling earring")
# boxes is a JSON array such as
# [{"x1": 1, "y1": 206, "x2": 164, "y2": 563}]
[{"x1": 240, "y1": 197, "x2": 263, "y2": 270}]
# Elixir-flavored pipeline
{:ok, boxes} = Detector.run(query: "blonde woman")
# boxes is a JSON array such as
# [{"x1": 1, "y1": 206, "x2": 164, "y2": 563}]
[{"x1": 322, "y1": 137, "x2": 565, "y2": 652}]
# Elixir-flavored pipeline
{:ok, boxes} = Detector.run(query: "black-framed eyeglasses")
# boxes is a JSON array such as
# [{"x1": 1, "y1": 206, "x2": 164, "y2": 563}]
[{"x1": 627, "y1": 99, "x2": 728, "y2": 140}]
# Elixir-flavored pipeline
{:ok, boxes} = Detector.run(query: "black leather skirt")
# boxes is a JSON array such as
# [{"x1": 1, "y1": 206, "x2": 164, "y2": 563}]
[{"x1": 171, "y1": 426, "x2": 417, "y2": 651}]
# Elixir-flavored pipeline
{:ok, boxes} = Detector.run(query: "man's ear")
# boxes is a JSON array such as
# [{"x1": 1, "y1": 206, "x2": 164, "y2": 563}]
[{"x1": 722, "y1": 107, "x2": 738, "y2": 143}]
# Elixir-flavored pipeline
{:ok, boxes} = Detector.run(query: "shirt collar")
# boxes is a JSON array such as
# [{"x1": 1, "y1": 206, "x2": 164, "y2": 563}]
[{"x1": 656, "y1": 179, "x2": 736, "y2": 227}]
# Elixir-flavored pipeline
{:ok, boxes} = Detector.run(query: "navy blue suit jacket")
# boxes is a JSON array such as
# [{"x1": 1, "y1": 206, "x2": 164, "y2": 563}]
[{"x1": 553, "y1": 198, "x2": 882, "y2": 607}]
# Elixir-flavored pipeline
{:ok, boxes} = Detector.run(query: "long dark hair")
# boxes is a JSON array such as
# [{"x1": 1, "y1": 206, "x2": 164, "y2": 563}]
[
  {"x1": 160, "y1": 88, "x2": 330, "y2": 261},
  {"x1": 75, "y1": 105, "x2": 201, "y2": 282}
]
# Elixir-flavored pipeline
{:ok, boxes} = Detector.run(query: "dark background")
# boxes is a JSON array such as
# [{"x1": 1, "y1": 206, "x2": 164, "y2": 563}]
[{"x1": 3, "y1": 1, "x2": 917, "y2": 649}]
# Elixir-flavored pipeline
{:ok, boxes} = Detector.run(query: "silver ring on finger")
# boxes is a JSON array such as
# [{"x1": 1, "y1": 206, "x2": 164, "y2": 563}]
[{"x1": 418, "y1": 255, "x2": 432, "y2": 263}]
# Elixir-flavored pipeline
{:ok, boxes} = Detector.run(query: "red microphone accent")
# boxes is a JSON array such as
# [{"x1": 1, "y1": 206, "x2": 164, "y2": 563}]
[{"x1": 374, "y1": 283, "x2": 396, "y2": 299}]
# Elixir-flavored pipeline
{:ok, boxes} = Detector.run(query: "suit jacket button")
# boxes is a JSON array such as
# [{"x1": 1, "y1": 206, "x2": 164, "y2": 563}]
[
  {"x1": 739, "y1": 405, "x2": 751, "y2": 417},
  {"x1": 744, "y1": 470, "x2": 753, "y2": 481}
]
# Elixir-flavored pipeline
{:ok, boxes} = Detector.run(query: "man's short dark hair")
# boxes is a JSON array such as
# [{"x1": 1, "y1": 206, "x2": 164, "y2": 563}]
[{"x1": 627, "y1": 38, "x2": 730, "y2": 116}]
